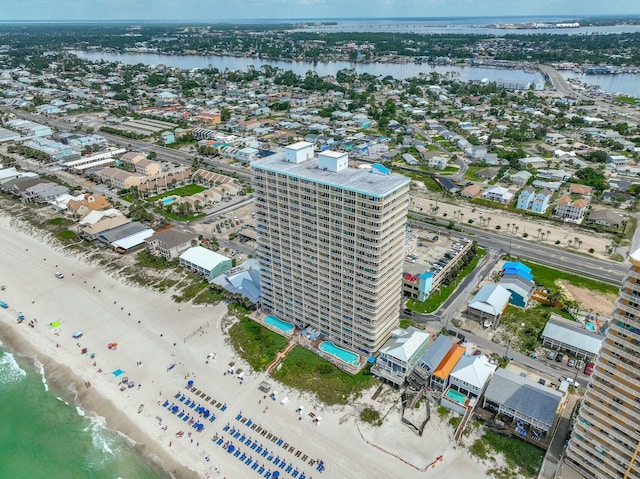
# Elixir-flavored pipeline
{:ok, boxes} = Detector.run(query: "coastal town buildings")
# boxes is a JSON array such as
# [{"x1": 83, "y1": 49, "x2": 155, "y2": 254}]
[
  {"x1": 565, "y1": 250, "x2": 640, "y2": 479},
  {"x1": 251, "y1": 142, "x2": 410, "y2": 355}
]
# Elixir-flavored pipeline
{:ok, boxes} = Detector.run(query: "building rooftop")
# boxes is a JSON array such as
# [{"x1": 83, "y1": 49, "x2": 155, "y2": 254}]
[
  {"x1": 252, "y1": 152, "x2": 409, "y2": 198},
  {"x1": 419, "y1": 334, "x2": 455, "y2": 373},
  {"x1": 378, "y1": 327, "x2": 431, "y2": 364},
  {"x1": 541, "y1": 314, "x2": 604, "y2": 356},
  {"x1": 450, "y1": 355, "x2": 497, "y2": 389},
  {"x1": 484, "y1": 368, "x2": 563, "y2": 428},
  {"x1": 179, "y1": 246, "x2": 230, "y2": 271},
  {"x1": 468, "y1": 284, "x2": 511, "y2": 316},
  {"x1": 432, "y1": 344, "x2": 465, "y2": 380}
]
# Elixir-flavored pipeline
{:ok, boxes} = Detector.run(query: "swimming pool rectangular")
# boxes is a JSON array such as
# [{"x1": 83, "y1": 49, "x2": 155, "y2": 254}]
[
  {"x1": 445, "y1": 388, "x2": 467, "y2": 405},
  {"x1": 319, "y1": 341, "x2": 359, "y2": 367},
  {"x1": 263, "y1": 315, "x2": 294, "y2": 335}
]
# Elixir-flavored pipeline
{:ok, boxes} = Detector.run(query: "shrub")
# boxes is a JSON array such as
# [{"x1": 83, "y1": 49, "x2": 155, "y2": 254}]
[
  {"x1": 495, "y1": 225, "x2": 501, "y2": 230},
  {"x1": 555, "y1": 240, "x2": 561, "y2": 244},
  {"x1": 588, "y1": 248, "x2": 595, "y2": 253},
  {"x1": 360, "y1": 407, "x2": 382, "y2": 426}
]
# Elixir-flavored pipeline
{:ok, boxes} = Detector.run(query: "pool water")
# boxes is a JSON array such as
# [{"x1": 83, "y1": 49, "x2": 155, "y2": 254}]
[
  {"x1": 445, "y1": 388, "x2": 467, "y2": 404},
  {"x1": 319, "y1": 341, "x2": 359, "y2": 366},
  {"x1": 162, "y1": 197, "x2": 175, "y2": 205},
  {"x1": 263, "y1": 315, "x2": 294, "y2": 335},
  {"x1": 585, "y1": 322, "x2": 596, "y2": 331}
]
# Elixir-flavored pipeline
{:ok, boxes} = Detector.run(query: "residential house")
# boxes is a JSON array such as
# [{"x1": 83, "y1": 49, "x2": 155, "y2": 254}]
[
  {"x1": 545, "y1": 132, "x2": 566, "y2": 145},
  {"x1": 133, "y1": 159, "x2": 162, "y2": 177},
  {"x1": 235, "y1": 147, "x2": 259, "y2": 164},
  {"x1": 509, "y1": 171, "x2": 532, "y2": 187},
  {"x1": 606, "y1": 155, "x2": 628, "y2": 166},
  {"x1": 371, "y1": 327, "x2": 431, "y2": 387},
  {"x1": 464, "y1": 146, "x2": 487, "y2": 161},
  {"x1": 537, "y1": 169, "x2": 570, "y2": 182},
  {"x1": 499, "y1": 275, "x2": 535, "y2": 308},
  {"x1": 540, "y1": 314, "x2": 603, "y2": 360},
  {"x1": 428, "y1": 156, "x2": 448, "y2": 170},
  {"x1": 483, "y1": 368, "x2": 563, "y2": 436},
  {"x1": 401, "y1": 153, "x2": 419, "y2": 166},
  {"x1": 555, "y1": 195, "x2": 588, "y2": 222},
  {"x1": 416, "y1": 334, "x2": 455, "y2": 380},
  {"x1": 518, "y1": 156, "x2": 547, "y2": 169},
  {"x1": 502, "y1": 262, "x2": 534, "y2": 282},
  {"x1": 586, "y1": 209, "x2": 626, "y2": 230},
  {"x1": 179, "y1": 246, "x2": 233, "y2": 282},
  {"x1": 80, "y1": 213, "x2": 131, "y2": 241},
  {"x1": 210, "y1": 258, "x2": 261, "y2": 304},
  {"x1": 532, "y1": 180, "x2": 563, "y2": 192},
  {"x1": 448, "y1": 355, "x2": 497, "y2": 399},
  {"x1": 568, "y1": 184, "x2": 593, "y2": 196},
  {"x1": 461, "y1": 184, "x2": 483, "y2": 199},
  {"x1": 97, "y1": 222, "x2": 154, "y2": 253},
  {"x1": 430, "y1": 344, "x2": 466, "y2": 392},
  {"x1": 476, "y1": 167, "x2": 499, "y2": 180},
  {"x1": 67, "y1": 194, "x2": 111, "y2": 218},
  {"x1": 466, "y1": 284, "x2": 511, "y2": 326},
  {"x1": 516, "y1": 188, "x2": 551, "y2": 214},
  {"x1": 482, "y1": 186, "x2": 514, "y2": 204},
  {"x1": 145, "y1": 228, "x2": 199, "y2": 260}
]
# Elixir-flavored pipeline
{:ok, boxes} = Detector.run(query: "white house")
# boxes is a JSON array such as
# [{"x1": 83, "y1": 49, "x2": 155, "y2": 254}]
[
  {"x1": 179, "y1": 246, "x2": 233, "y2": 282},
  {"x1": 482, "y1": 186, "x2": 514, "y2": 204},
  {"x1": 371, "y1": 327, "x2": 431, "y2": 387}
]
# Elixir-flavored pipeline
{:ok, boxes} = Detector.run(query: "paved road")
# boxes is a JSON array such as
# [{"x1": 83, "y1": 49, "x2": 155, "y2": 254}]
[
  {"x1": 538, "y1": 65, "x2": 583, "y2": 99},
  {"x1": 408, "y1": 215, "x2": 626, "y2": 284}
]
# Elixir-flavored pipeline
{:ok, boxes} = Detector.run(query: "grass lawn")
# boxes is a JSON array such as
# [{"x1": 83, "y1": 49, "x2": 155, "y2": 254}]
[
  {"x1": 136, "y1": 250, "x2": 179, "y2": 270},
  {"x1": 56, "y1": 230, "x2": 77, "y2": 240},
  {"x1": 47, "y1": 217, "x2": 75, "y2": 227},
  {"x1": 409, "y1": 247, "x2": 486, "y2": 313},
  {"x1": 271, "y1": 346, "x2": 377, "y2": 405},
  {"x1": 228, "y1": 316, "x2": 288, "y2": 371},
  {"x1": 193, "y1": 287, "x2": 225, "y2": 304},
  {"x1": 520, "y1": 260, "x2": 619, "y2": 294},
  {"x1": 147, "y1": 184, "x2": 207, "y2": 201},
  {"x1": 154, "y1": 207, "x2": 206, "y2": 222},
  {"x1": 172, "y1": 278, "x2": 209, "y2": 303}
]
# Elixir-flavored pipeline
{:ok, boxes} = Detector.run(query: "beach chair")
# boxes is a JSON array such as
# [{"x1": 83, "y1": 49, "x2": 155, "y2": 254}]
[
  {"x1": 292, "y1": 470, "x2": 299, "y2": 478},
  {"x1": 246, "y1": 457, "x2": 252, "y2": 466},
  {"x1": 295, "y1": 451, "x2": 301, "y2": 458},
  {"x1": 178, "y1": 412, "x2": 184, "y2": 419},
  {"x1": 236, "y1": 414, "x2": 242, "y2": 421},
  {"x1": 273, "y1": 457, "x2": 280, "y2": 466},
  {"x1": 190, "y1": 402, "x2": 196, "y2": 409},
  {"x1": 258, "y1": 466, "x2": 265, "y2": 474},
  {"x1": 234, "y1": 449, "x2": 241, "y2": 458},
  {"x1": 240, "y1": 434, "x2": 246, "y2": 443},
  {"x1": 318, "y1": 464, "x2": 325, "y2": 472},
  {"x1": 240, "y1": 453, "x2": 246, "y2": 461},
  {"x1": 255, "y1": 426, "x2": 262, "y2": 433},
  {"x1": 162, "y1": 400, "x2": 169, "y2": 407},
  {"x1": 221, "y1": 404, "x2": 227, "y2": 411},
  {"x1": 251, "y1": 442, "x2": 257, "y2": 450},
  {"x1": 261, "y1": 449, "x2": 268, "y2": 458},
  {"x1": 267, "y1": 453, "x2": 274, "y2": 461},
  {"x1": 241, "y1": 417, "x2": 247, "y2": 424},
  {"x1": 261, "y1": 430, "x2": 267, "y2": 436},
  {"x1": 252, "y1": 462, "x2": 259, "y2": 471},
  {"x1": 234, "y1": 431, "x2": 241, "y2": 439},
  {"x1": 265, "y1": 472, "x2": 271, "y2": 479},
  {"x1": 271, "y1": 436, "x2": 277, "y2": 443},
  {"x1": 223, "y1": 424, "x2": 230, "y2": 432},
  {"x1": 256, "y1": 446, "x2": 262, "y2": 454},
  {"x1": 276, "y1": 439, "x2": 283, "y2": 446},
  {"x1": 174, "y1": 393, "x2": 180, "y2": 399},
  {"x1": 280, "y1": 461, "x2": 286, "y2": 469},
  {"x1": 283, "y1": 442, "x2": 289, "y2": 449},
  {"x1": 301, "y1": 455, "x2": 308, "y2": 462},
  {"x1": 300, "y1": 474, "x2": 306, "y2": 479},
  {"x1": 215, "y1": 402, "x2": 221, "y2": 408},
  {"x1": 205, "y1": 395, "x2": 211, "y2": 401},
  {"x1": 209, "y1": 415, "x2": 215, "y2": 423},
  {"x1": 183, "y1": 415, "x2": 190, "y2": 422},
  {"x1": 286, "y1": 465, "x2": 293, "y2": 474},
  {"x1": 216, "y1": 438, "x2": 223, "y2": 446},
  {"x1": 185, "y1": 399, "x2": 191, "y2": 407},
  {"x1": 246, "y1": 419, "x2": 252, "y2": 427},
  {"x1": 179, "y1": 395, "x2": 185, "y2": 402}
]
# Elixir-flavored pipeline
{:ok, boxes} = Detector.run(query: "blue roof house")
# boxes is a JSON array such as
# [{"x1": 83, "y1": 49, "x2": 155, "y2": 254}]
[{"x1": 502, "y1": 262, "x2": 533, "y2": 282}]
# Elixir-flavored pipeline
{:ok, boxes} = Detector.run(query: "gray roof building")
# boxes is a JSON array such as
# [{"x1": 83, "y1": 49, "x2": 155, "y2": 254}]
[
  {"x1": 98, "y1": 222, "x2": 149, "y2": 244},
  {"x1": 418, "y1": 334, "x2": 455, "y2": 374},
  {"x1": 541, "y1": 314, "x2": 604, "y2": 360},
  {"x1": 483, "y1": 368, "x2": 563, "y2": 433}
]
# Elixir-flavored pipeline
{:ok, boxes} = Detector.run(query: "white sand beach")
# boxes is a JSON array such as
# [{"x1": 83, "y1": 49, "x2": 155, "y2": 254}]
[{"x1": 0, "y1": 212, "x2": 491, "y2": 479}]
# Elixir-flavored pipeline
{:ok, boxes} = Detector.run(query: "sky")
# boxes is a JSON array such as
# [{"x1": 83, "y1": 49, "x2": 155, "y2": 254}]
[{"x1": 1, "y1": 0, "x2": 639, "y2": 21}]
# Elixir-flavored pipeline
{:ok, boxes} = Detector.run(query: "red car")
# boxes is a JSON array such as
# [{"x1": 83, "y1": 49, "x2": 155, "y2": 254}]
[{"x1": 584, "y1": 361, "x2": 595, "y2": 375}]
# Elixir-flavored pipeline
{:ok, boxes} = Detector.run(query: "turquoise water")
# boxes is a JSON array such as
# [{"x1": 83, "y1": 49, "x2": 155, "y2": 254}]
[
  {"x1": 445, "y1": 388, "x2": 467, "y2": 404},
  {"x1": 585, "y1": 323, "x2": 596, "y2": 331},
  {"x1": 263, "y1": 315, "x2": 294, "y2": 335},
  {"x1": 319, "y1": 341, "x2": 359, "y2": 366},
  {"x1": 0, "y1": 345, "x2": 160, "y2": 479},
  {"x1": 161, "y1": 197, "x2": 174, "y2": 205}
]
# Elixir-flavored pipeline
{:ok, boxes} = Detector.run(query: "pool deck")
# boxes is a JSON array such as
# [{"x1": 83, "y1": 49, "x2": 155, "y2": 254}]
[{"x1": 250, "y1": 311, "x2": 363, "y2": 374}]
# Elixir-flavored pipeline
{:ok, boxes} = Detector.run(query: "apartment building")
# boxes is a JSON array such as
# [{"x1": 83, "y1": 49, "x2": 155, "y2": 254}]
[
  {"x1": 251, "y1": 142, "x2": 410, "y2": 355},
  {"x1": 565, "y1": 249, "x2": 640, "y2": 479}
]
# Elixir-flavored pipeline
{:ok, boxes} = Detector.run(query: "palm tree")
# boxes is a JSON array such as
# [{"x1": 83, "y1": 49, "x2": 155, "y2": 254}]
[
  {"x1": 505, "y1": 221, "x2": 510, "y2": 232},
  {"x1": 576, "y1": 238, "x2": 583, "y2": 250},
  {"x1": 480, "y1": 215, "x2": 484, "y2": 227},
  {"x1": 487, "y1": 217, "x2": 492, "y2": 227},
  {"x1": 537, "y1": 228, "x2": 542, "y2": 239},
  {"x1": 568, "y1": 239, "x2": 573, "y2": 248},
  {"x1": 514, "y1": 226, "x2": 520, "y2": 235},
  {"x1": 574, "y1": 237, "x2": 580, "y2": 249},
  {"x1": 546, "y1": 230, "x2": 551, "y2": 242}
]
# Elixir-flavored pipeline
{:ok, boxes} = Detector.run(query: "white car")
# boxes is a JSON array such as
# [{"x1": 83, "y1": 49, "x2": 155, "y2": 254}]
[{"x1": 55, "y1": 272, "x2": 64, "y2": 279}]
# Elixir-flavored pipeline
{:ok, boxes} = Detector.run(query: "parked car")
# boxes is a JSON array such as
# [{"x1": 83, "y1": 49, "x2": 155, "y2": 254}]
[
  {"x1": 584, "y1": 361, "x2": 595, "y2": 375},
  {"x1": 547, "y1": 351, "x2": 557, "y2": 360},
  {"x1": 568, "y1": 358, "x2": 576, "y2": 368},
  {"x1": 555, "y1": 352, "x2": 564, "y2": 362},
  {"x1": 403, "y1": 309, "x2": 415, "y2": 316},
  {"x1": 538, "y1": 378, "x2": 546, "y2": 386},
  {"x1": 55, "y1": 272, "x2": 64, "y2": 279}
]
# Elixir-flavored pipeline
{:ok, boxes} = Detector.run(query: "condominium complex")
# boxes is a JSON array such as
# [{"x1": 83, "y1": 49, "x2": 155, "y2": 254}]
[
  {"x1": 251, "y1": 142, "x2": 410, "y2": 355},
  {"x1": 566, "y1": 249, "x2": 640, "y2": 479}
]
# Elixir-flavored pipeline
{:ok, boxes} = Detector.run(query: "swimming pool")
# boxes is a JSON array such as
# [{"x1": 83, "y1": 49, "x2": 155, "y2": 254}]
[
  {"x1": 319, "y1": 341, "x2": 359, "y2": 366},
  {"x1": 585, "y1": 322, "x2": 596, "y2": 332},
  {"x1": 263, "y1": 315, "x2": 294, "y2": 335},
  {"x1": 162, "y1": 197, "x2": 175, "y2": 205},
  {"x1": 445, "y1": 388, "x2": 467, "y2": 405}
]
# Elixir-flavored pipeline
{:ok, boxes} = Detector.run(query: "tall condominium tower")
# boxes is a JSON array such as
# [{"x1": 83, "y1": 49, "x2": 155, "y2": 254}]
[
  {"x1": 251, "y1": 142, "x2": 410, "y2": 355},
  {"x1": 566, "y1": 249, "x2": 640, "y2": 479}
]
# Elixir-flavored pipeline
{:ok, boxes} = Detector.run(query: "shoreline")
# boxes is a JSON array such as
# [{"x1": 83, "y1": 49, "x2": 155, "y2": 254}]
[
  {"x1": 0, "y1": 210, "x2": 492, "y2": 479},
  {"x1": 0, "y1": 331, "x2": 192, "y2": 479}
]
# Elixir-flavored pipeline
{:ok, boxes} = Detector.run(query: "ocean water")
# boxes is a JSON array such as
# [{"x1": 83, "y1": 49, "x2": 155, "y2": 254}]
[{"x1": 0, "y1": 345, "x2": 160, "y2": 479}]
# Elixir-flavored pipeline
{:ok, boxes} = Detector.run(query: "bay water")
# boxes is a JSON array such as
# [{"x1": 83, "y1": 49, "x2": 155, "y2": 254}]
[{"x1": 0, "y1": 344, "x2": 159, "y2": 479}]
